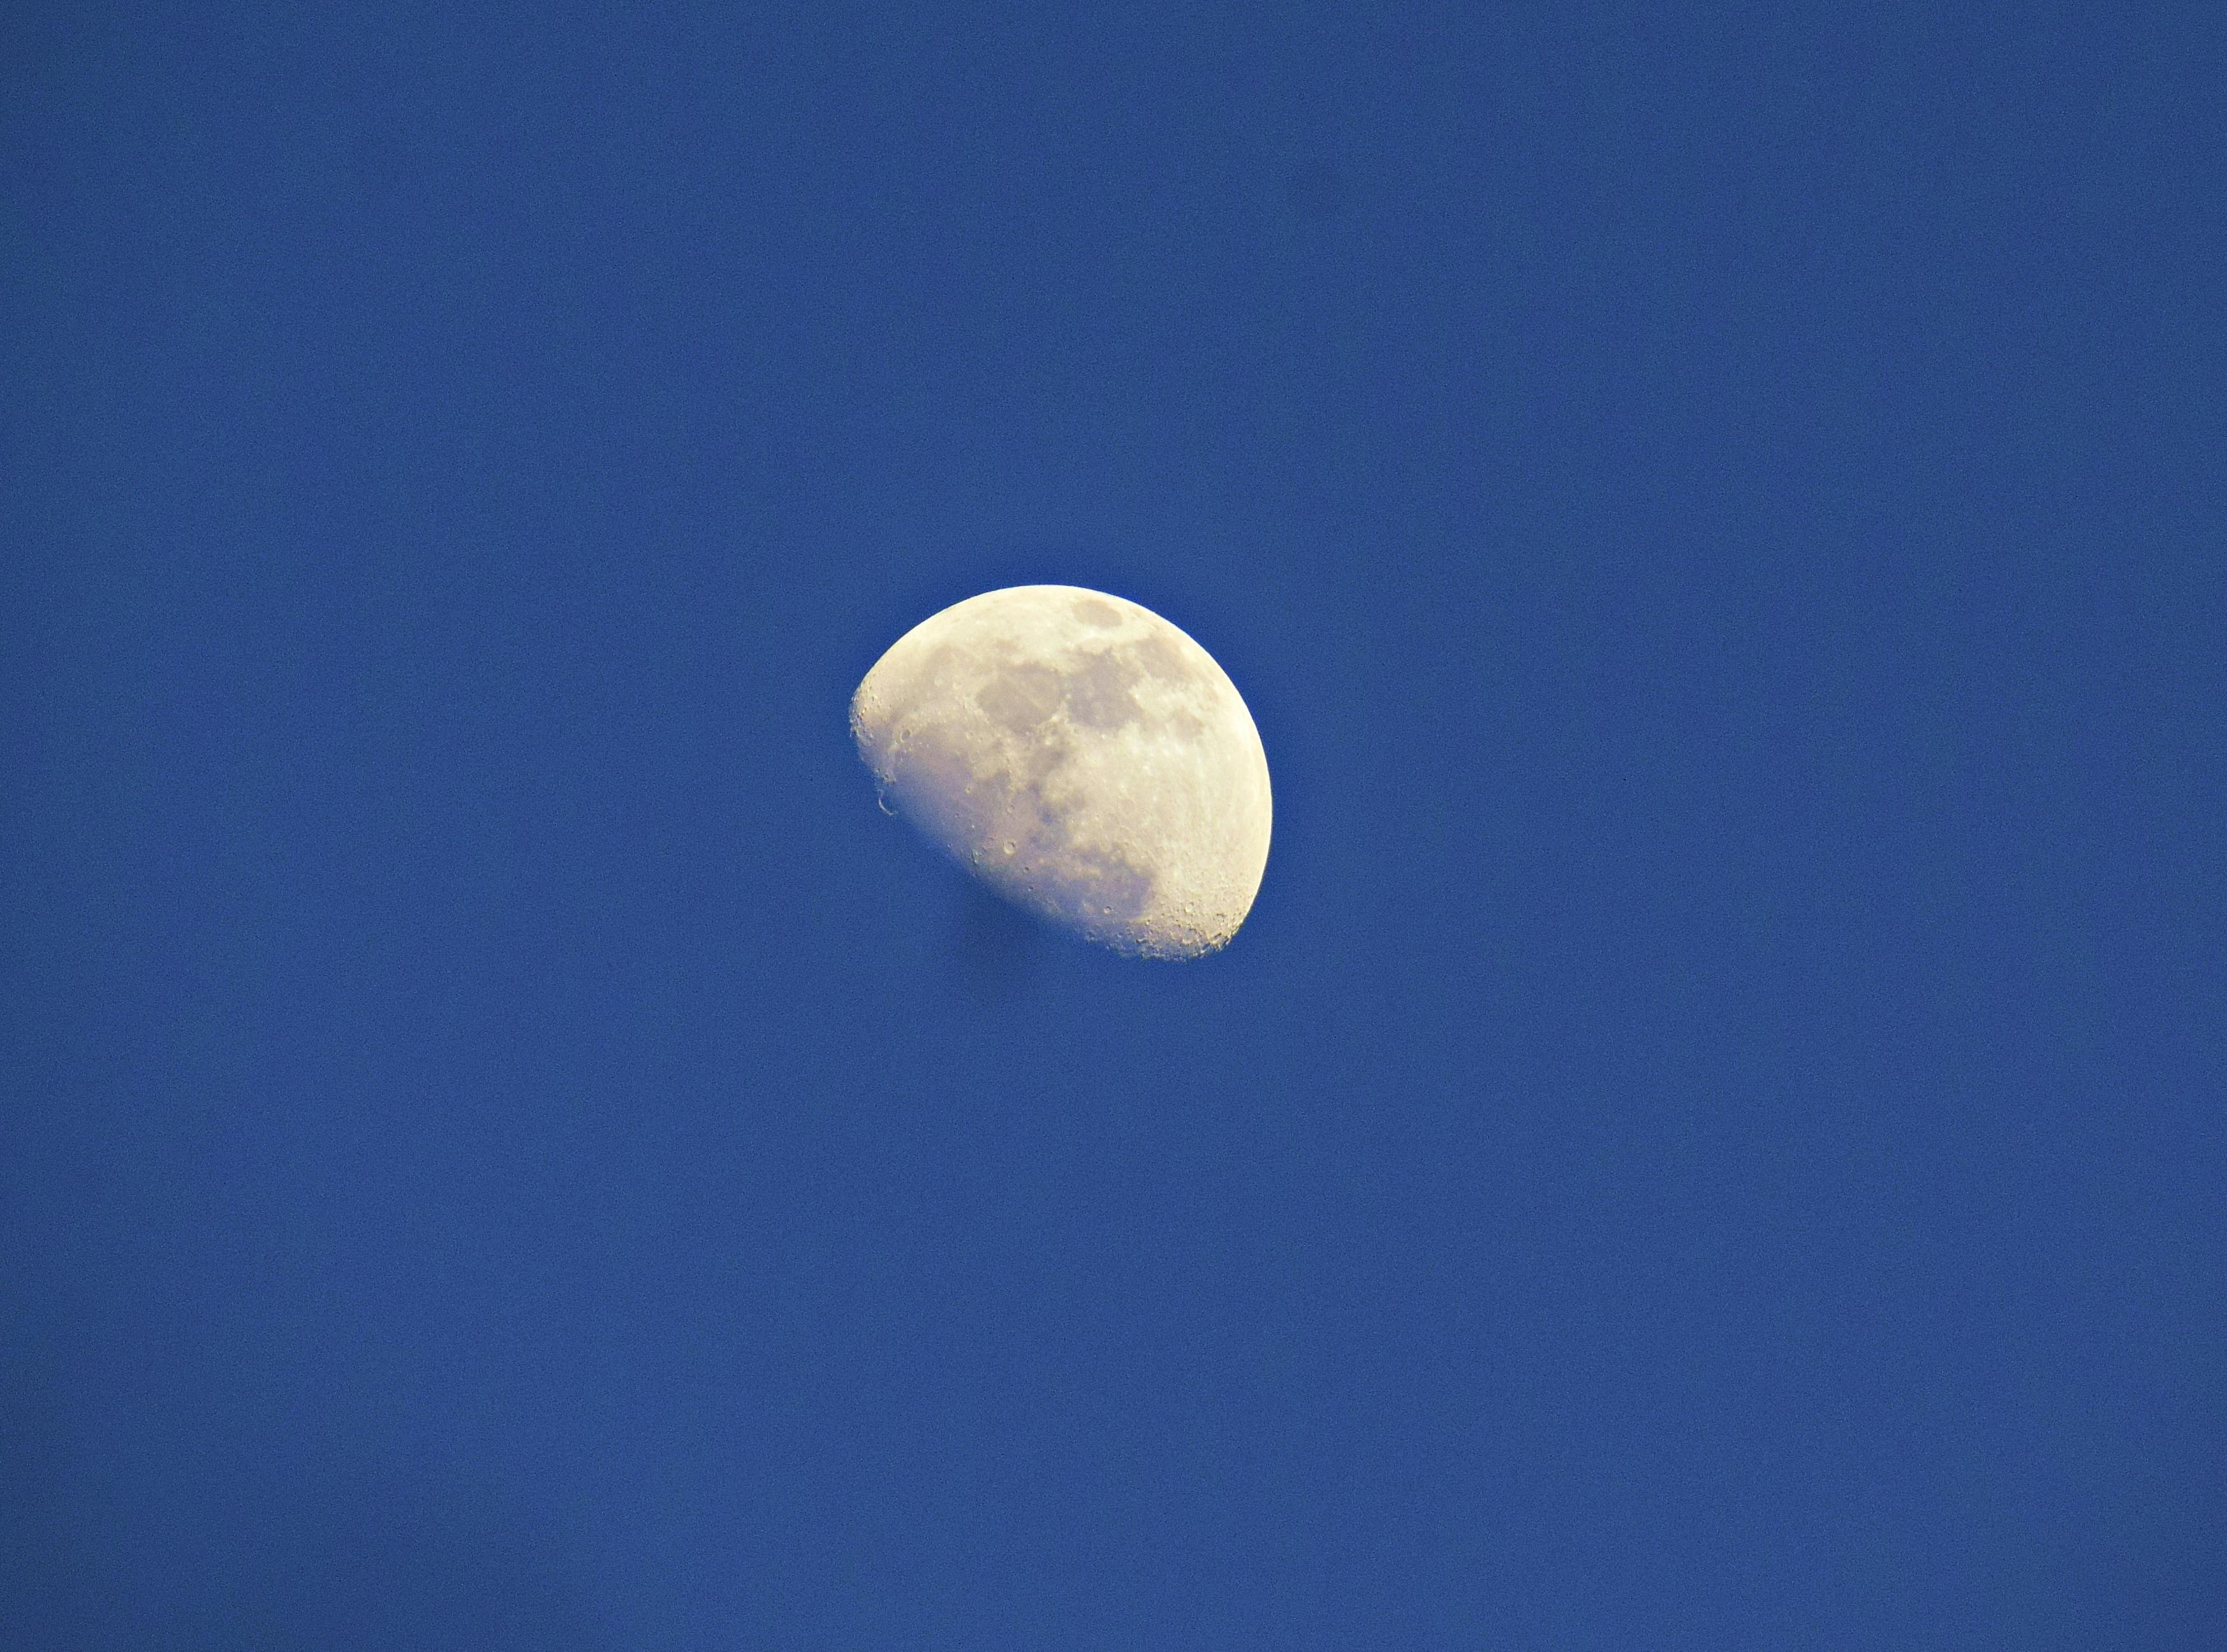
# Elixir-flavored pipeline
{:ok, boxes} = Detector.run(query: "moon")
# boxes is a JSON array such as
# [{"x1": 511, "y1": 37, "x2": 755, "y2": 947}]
[{"x1": 851, "y1": 585, "x2": 1272, "y2": 959}]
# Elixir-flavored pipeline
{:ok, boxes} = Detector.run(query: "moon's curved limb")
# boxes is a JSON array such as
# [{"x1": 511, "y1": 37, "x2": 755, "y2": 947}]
[{"x1": 851, "y1": 586, "x2": 1272, "y2": 958}]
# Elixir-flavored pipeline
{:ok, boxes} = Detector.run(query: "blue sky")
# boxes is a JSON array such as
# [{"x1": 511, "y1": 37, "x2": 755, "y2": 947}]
[{"x1": 5, "y1": 3, "x2": 2223, "y2": 1646}]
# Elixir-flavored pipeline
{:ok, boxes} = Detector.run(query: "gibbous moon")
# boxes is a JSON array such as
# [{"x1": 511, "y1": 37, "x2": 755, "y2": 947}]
[{"x1": 851, "y1": 586, "x2": 1272, "y2": 959}]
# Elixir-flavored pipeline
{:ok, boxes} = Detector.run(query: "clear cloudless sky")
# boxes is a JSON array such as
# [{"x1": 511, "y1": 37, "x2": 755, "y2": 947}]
[{"x1": 4, "y1": 3, "x2": 2223, "y2": 1647}]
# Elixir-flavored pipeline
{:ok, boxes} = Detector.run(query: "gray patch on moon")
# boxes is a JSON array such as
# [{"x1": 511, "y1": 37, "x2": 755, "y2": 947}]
[
  {"x1": 977, "y1": 661, "x2": 1066, "y2": 731},
  {"x1": 1061, "y1": 648, "x2": 1143, "y2": 729},
  {"x1": 1072, "y1": 596, "x2": 1123, "y2": 629}
]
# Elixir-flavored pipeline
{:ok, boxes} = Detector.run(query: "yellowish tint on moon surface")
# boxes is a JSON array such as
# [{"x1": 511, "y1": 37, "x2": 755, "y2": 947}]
[{"x1": 851, "y1": 585, "x2": 1272, "y2": 958}]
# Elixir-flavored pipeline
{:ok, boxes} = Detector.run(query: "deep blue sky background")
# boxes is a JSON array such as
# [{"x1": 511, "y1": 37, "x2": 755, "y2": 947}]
[{"x1": 5, "y1": 3, "x2": 2223, "y2": 1647}]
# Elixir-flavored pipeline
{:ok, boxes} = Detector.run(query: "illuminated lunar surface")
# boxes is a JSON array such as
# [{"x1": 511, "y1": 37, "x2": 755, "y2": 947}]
[{"x1": 851, "y1": 585, "x2": 1272, "y2": 958}]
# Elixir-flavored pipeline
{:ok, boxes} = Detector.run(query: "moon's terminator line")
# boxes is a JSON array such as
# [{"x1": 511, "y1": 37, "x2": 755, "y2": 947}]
[{"x1": 851, "y1": 585, "x2": 1272, "y2": 958}]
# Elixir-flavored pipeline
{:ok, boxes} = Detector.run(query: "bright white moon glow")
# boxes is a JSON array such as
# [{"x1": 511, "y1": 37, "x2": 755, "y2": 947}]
[{"x1": 851, "y1": 585, "x2": 1272, "y2": 958}]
